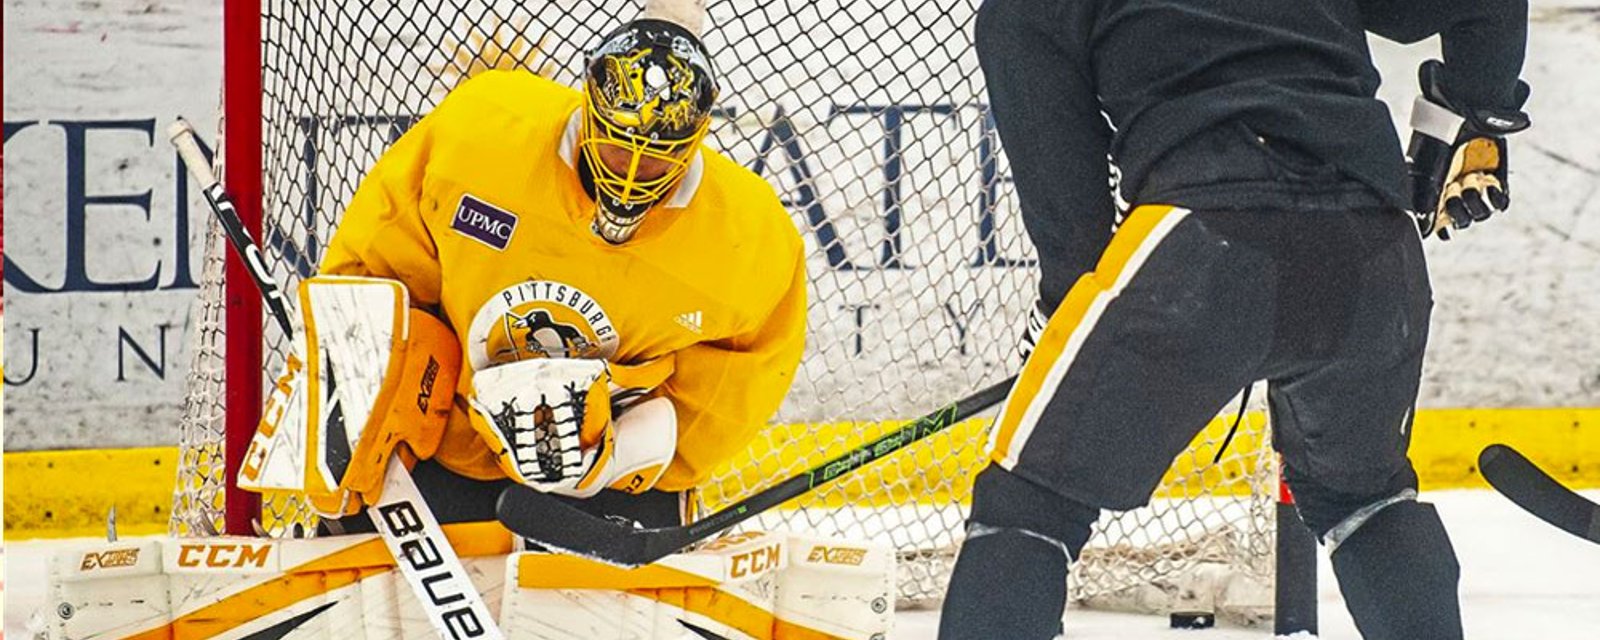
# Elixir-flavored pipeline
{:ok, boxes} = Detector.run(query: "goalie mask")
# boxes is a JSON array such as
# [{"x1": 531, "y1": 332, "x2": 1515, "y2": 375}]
[{"x1": 580, "y1": 19, "x2": 718, "y2": 244}]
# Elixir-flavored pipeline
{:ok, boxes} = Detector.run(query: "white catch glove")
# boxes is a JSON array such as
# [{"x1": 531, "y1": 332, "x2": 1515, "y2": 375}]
[{"x1": 468, "y1": 358, "x2": 677, "y2": 498}]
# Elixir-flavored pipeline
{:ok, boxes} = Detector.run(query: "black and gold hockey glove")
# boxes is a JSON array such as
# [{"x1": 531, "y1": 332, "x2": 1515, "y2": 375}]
[{"x1": 1406, "y1": 59, "x2": 1531, "y2": 240}]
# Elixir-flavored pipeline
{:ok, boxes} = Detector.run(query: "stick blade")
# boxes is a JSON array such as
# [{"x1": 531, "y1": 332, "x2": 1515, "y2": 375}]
[
  {"x1": 1479, "y1": 444, "x2": 1600, "y2": 545},
  {"x1": 495, "y1": 485, "x2": 690, "y2": 567}
]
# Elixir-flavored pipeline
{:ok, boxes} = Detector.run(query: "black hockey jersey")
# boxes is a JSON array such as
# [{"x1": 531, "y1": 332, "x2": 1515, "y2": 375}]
[{"x1": 980, "y1": 0, "x2": 1528, "y2": 300}]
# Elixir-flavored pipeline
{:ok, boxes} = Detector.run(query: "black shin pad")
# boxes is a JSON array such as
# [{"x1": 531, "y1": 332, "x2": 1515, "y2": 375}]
[
  {"x1": 938, "y1": 528, "x2": 1069, "y2": 640},
  {"x1": 1330, "y1": 500, "x2": 1463, "y2": 640},
  {"x1": 938, "y1": 466, "x2": 1096, "y2": 640}
]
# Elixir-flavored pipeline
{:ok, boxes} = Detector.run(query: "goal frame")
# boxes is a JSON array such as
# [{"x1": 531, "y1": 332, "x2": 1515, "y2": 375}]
[
  {"x1": 211, "y1": 1, "x2": 1318, "y2": 632},
  {"x1": 220, "y1": 0, "x2": 265, "y2": 536}
]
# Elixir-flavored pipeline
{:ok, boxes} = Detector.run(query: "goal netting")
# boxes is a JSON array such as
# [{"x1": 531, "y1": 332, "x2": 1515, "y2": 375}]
[{"x1": 174, "y1": 0, "x2": 1281, "y2": 617}]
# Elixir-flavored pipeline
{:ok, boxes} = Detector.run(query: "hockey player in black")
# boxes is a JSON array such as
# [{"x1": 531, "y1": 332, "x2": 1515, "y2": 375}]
[{"x1": 941, "y1": 1, "x2": 1530, "y2": 638}]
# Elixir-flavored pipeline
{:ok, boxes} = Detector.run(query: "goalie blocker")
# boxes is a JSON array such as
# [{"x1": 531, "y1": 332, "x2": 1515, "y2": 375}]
[{"x1": 237, "y1": 275, "x2": 462, "y2": 516}]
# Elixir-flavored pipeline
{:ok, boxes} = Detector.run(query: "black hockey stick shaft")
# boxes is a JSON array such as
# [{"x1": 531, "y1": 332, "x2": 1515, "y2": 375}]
[
  {"x1": 686, "y1": 376, "x2": 1015, "y2": 540},
  {"x1": 1479, "y1": 444, "x2": 1600, "y2": 545},
  {"x1": 168, "y1": 118, "x2": 294, "y2": 336},
  {"x1": 497, "y1": 375, "x2": 1018, "y2": 566}
]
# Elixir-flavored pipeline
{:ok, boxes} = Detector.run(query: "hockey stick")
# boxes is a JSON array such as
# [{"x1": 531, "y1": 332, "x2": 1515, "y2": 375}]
[
  {"x1": 1479, "y1": 444, "x2": 1600, "y2": 545},
  {"x1": 170, "y1": 119, "x2": 506, "y2": 639},
  {"x1": 496, "y1": 375, "x2": 1018, "y2": 567}
]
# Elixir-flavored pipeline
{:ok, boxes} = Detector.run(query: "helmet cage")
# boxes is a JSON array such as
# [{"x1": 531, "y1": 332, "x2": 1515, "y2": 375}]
[{"x1": 579, "y1": 85, "x2": 708, "y2": 209}]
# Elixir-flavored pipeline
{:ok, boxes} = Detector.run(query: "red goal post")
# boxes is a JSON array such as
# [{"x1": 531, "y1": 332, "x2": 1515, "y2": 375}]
[{"x1": 218, "y1": 0, "x2": 265, "y2": 538}]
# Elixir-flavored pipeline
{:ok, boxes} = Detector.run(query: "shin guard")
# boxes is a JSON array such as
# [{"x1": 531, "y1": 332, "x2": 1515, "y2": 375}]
[
  {"x1": 1330, "y1": 500, "x2": 1463, "y2": 640},
  {"x1": 939, "y1": 466, "x2": 1096, "y2": 640},
  {"x1": 938, "y1": 528, "x2": 1068, "y2": 640}
]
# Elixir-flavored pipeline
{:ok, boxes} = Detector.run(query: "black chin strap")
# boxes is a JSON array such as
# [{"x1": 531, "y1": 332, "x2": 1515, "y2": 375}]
[
  {"x1": 576, "y1": 148, "x2": 656, "y2": 241},
  {"x1": 575, "y1": 149, "x2": 599, "y2": 195}
]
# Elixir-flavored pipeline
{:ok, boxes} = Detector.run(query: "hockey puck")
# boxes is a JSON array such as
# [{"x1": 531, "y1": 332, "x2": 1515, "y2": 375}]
[{"x1": 1169, "y1": 611, "x2": 1215, "y2": 629}]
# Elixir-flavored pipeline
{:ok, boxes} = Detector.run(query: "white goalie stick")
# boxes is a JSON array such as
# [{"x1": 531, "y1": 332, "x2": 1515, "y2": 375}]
[
  {"x1": 1479, "y1": 444, "x2": 1600, "y2": 546},
  {"x1": 170, "y1": 118, "x2": 506, "y2": 640}
]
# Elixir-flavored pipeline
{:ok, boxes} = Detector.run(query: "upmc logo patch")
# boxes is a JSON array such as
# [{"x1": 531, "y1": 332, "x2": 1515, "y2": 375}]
[{"x1": 451, "y1": 194, "x2": 517, "y2": 250}]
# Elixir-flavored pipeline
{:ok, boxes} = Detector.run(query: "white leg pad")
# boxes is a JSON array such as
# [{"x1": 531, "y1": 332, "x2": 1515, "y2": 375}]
[
  {"x1": 500, "y1": 531, "x2": 894, "y2": 639},
  {"x1": 43, "y1": 524, "x2": 511, "y2": 639},
  {"x1": 42, "y1": 529, "x2": 892, "y2": 639}
]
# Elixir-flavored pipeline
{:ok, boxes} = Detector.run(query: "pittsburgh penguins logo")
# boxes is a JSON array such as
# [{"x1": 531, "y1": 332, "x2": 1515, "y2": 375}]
[
  {"x1": 467, "y1": 280, "x2": 619, "y2": 370},
  {"x1": 508, "y1": 309, "x2": 594, "y2": 359}
]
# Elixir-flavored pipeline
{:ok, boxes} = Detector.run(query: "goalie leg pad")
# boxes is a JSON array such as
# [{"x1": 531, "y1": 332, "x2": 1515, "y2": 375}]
[
  {"x1": 45, "y1": 527, "x2": 512, "y2": 640},
  {"x1": 502, "y1": 531, "x2": 894, "y2": 639}
]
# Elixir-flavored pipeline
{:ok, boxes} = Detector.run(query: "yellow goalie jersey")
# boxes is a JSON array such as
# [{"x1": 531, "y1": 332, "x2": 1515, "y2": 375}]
[{"x1": 320, "y1": 70, "x2": 806, "y2": 492}]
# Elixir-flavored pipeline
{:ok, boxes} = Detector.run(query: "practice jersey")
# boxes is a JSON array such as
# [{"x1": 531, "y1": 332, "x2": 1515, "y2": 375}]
[
  {"x1": 320, "y1": 70, "x2": 807, "y2": 491},
  {"x1": 988, "y1": 0, "x2": 1529, "y2": 296}
]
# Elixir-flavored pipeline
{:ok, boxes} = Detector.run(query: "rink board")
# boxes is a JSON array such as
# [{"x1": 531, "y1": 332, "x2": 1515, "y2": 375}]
[{"x1": 7, "y1": 406, "x2": 1598, "y2": 539}]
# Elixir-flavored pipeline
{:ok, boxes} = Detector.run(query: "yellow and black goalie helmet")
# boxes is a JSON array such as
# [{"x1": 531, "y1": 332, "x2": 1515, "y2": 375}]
[{"x1": 581, "y1": 19, "x2": 719, "y2": 243}]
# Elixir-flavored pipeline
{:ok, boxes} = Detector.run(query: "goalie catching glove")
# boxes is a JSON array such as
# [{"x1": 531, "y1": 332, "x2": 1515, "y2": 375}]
[
  {"x1": 1406, "y1": 59, "x2": 1531, "y2": 240},
  {"x1": 468, "y1": 357, "x2": 678, "y2": 498}
]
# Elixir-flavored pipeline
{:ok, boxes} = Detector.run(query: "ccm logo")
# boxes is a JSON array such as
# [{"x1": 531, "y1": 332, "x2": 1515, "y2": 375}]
[
  {"x1": 730, "y1": 544, "x2": 783, "y2": 579},
  {"x1": 80, "y1": 548, "x2": 141, "y2": 570},
  {"x1": 244, "y1": 354, "x2": 305, "y2": 481},
  {"x1": 807, "y1": 545, "x2": 868, "y2": 566},
  {"x1": 177, "y1": 543, "x2": 272, "y2": 569}
]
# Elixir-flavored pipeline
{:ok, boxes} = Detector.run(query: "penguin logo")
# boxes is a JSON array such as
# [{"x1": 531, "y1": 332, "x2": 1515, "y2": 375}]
[
  {"x1": 468, "y1": 280, "x2": 619, "y2": 369},
  {"x1": 508, "y1": 309, "x2": 596, "y2": 359}
]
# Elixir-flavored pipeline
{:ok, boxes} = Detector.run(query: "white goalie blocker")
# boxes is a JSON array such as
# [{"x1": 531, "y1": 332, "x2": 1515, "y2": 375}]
[
  {"x1": 231, "y1": 274, "x2": 475, "y2": 519},
  {"x1": 46, "y1": 279, "x2": 893, "y2": 638}
]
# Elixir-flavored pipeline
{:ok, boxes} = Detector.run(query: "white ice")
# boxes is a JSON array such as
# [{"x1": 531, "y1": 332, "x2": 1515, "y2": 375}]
[{"x1": 6, "y1": 489, "x2": 1598, "y2": 638}]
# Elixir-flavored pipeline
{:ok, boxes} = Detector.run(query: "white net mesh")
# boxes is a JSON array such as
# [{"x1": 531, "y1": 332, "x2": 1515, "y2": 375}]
[{"x1": 173, "y1": 0, "x2": 1276, "y2": 613}]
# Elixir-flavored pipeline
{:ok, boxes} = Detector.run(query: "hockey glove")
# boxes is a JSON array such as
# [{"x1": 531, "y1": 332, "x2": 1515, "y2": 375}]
[
  {"x1": 468, "y1": 358, "x2": 678, "y2": 498},
  {"x1": 237, "y1": 277, "x2": 462, "y2": 519},
  {"x1": 1406, "y1": 59, "x2": 1530, "y2": 240}
]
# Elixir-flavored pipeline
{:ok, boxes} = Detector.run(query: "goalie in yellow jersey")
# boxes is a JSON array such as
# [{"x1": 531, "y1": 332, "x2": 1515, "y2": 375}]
[{"x1": 277, "y1": 7, "x2": 807, "y2": 534}]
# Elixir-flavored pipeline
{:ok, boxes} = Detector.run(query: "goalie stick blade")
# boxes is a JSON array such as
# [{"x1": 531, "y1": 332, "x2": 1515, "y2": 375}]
[
  {"x1": 1479, "y1": 444, "x2": 1600, "y2": 545},
  {"x1": 495, "y1": 486, "x2": 691, "y2": 567}
]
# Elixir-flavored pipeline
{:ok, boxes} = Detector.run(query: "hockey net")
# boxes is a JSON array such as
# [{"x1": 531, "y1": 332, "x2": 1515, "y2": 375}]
[{"x1": 174, "y1": 0, "x2": 1280, "y2": 615}]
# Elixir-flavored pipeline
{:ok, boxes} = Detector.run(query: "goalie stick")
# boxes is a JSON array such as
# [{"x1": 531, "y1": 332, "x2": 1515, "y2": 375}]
[
  {"x1": 1479, "y1": 444, "x2": 1600, "y2": 545},
  {"x1": 170, "y1": 118, "x2": 506, "y2": 640},
  {"x1": 496, "y1": 375, "x2": 1018, "y2": 567}
]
